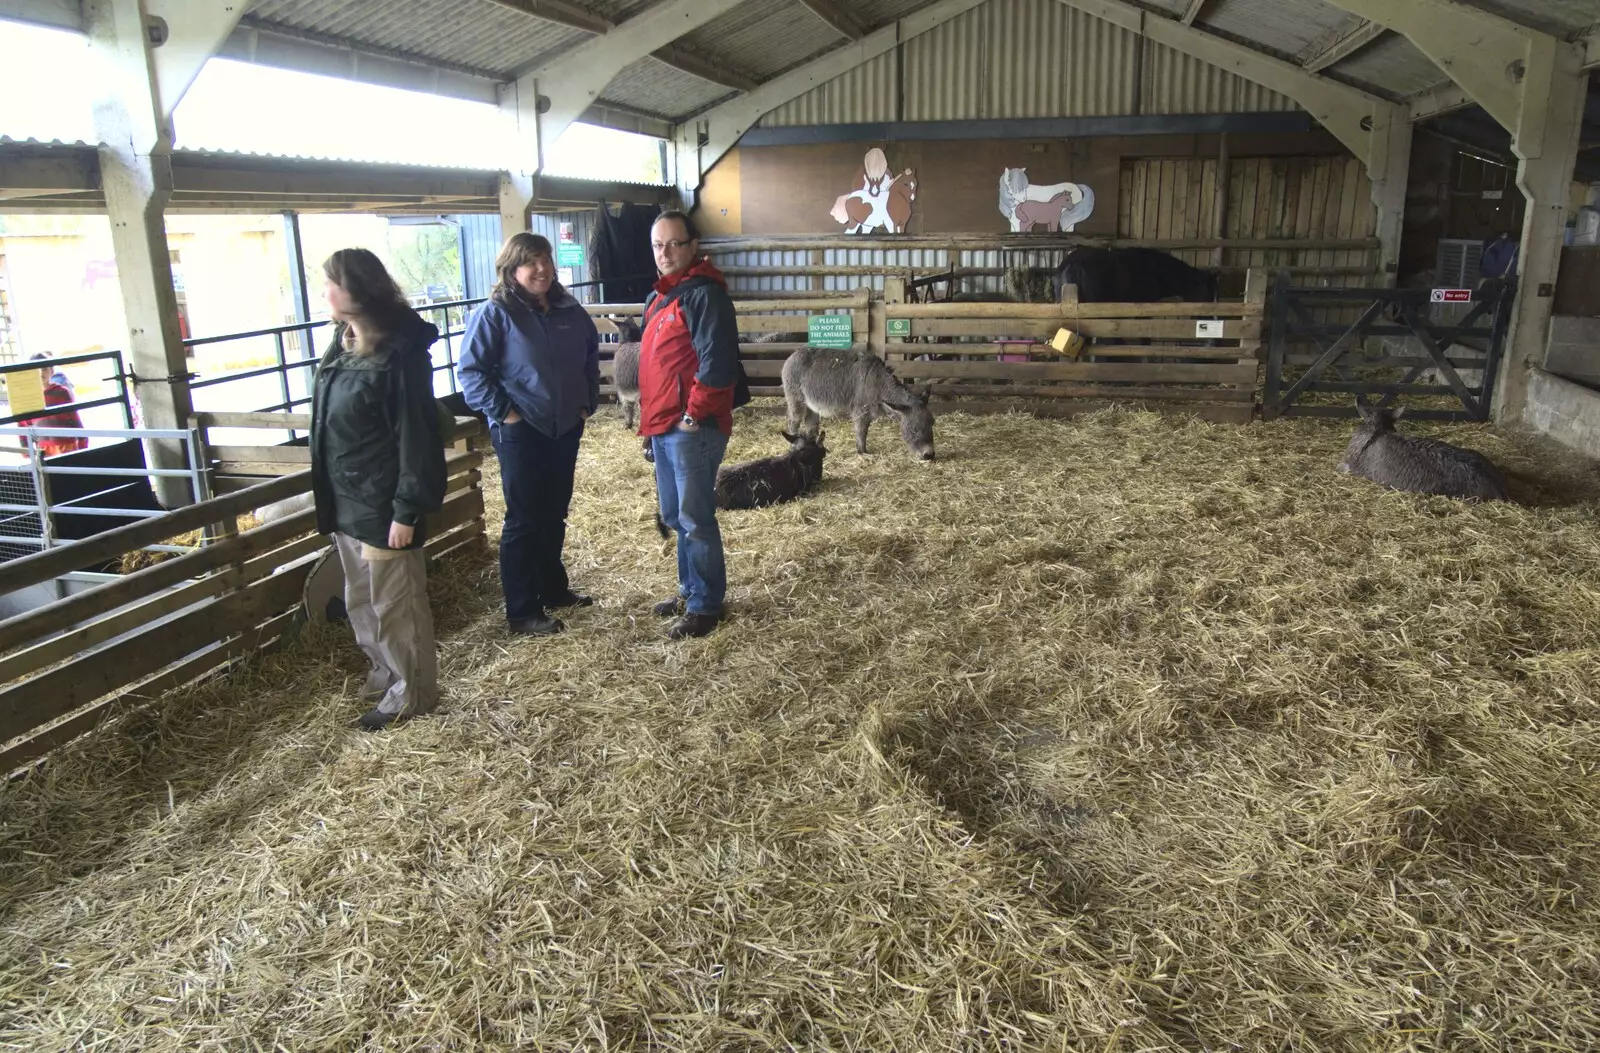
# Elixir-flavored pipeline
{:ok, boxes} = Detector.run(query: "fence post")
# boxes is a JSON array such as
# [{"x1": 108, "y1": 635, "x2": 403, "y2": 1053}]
[
  {"x1": 1262, "y1": 272, "x2": 1290, "y2": 418},
  {"x1": 877, "y1": 279, "x2": 904, "y2": 360}
]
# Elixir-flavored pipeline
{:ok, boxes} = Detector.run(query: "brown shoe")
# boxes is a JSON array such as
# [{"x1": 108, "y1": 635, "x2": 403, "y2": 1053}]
[
  {"x1": 652, "y1": 596, "x2": 686, "y2": 618},
  {"x1": 667, "y1": 611, "x2": 721, "y2": 640}
]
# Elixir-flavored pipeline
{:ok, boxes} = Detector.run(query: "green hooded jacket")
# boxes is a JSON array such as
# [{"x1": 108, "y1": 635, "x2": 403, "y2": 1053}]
[{"x1": 310, "y1": 315, "x2": 446, "y2": 549}]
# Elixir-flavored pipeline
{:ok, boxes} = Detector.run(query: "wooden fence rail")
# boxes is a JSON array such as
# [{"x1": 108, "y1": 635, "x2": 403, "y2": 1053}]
[{"x1": 0, "y1": 414, "x2": 488, "y2": 774}]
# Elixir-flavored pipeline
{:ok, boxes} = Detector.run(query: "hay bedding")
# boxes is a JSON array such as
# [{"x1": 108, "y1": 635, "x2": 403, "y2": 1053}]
[{"x1": 1, "y1": 404, "x2": 1598, "y2": 1051}]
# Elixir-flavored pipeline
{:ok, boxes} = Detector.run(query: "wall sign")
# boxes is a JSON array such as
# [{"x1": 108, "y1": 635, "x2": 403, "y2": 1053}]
[
  {"x1": 557, "y1": 242, "x2": 585, "y2": 267},
  {"x1": 1430, "y1": 288, "x2": 1473, "y2": 303},
  {"x1": 886, "y1": 318, "x2": 911, "y2": 338},
  {"x1": 808, "y1": 314, "x2": 854, "y2": 348},
  {"x1": 1195, "y1": 320, "x2": 1225, "y2": 338}
]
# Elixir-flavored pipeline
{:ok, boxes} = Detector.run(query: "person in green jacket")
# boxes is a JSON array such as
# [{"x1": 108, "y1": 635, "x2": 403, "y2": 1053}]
[{"x1": 310, "y1": 248, "x2": 447, "y2": 731}]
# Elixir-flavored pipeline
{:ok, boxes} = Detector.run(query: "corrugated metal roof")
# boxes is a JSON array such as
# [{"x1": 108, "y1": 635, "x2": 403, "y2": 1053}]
[
  {"x1": 11, "y1": 0, "x2": 1592, "y2": 132},
  {"x1": 1330, "y1": 33, "x2": 1453, "y2": 99},
  {"x1": 1195, "y1": 0, "x2": 1350, "y2": 62},
  {"x1": 247, "y1": 0, "x2": 589, "y2": 77},
  {"x1": 1465, "y1": 0, "x2": 1600, "y2": 38},
  {"x1": 678, "y1": 0, "x2": 845, "y2": 81},
  {"x1": 597, "y1": 55, "x2": 735, "y2": 118}
]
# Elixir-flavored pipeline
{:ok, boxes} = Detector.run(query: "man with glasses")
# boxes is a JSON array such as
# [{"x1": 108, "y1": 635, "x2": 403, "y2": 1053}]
[{"x1": 636, "y1": 210, "x2": 745, "y2": 639}]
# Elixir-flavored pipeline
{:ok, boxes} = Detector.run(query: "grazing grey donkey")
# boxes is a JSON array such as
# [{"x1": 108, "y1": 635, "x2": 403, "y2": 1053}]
[
  {"x1": 781, "y1": 347, "x2": 935, "y2": 461},
  {"x1": 610, "y1": 318, "x2": 642, "y2": 430},
  {"x1": 1339, "y1": 404, "x2": 1510, "y2": 501}
]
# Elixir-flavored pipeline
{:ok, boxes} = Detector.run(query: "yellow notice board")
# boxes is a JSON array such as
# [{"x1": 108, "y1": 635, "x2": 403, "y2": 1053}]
[{"x1": 6, "y1": 370, "x2": 47, "y2": 417}]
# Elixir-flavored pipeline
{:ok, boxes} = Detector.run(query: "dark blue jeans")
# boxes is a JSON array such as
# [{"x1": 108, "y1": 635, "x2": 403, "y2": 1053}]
[
  {"x1": 491, "y1": 417, "x2": 583, "y2": 621},
  {"x1": 652, "y1": 426, "x2": 729, "y2": 615}
]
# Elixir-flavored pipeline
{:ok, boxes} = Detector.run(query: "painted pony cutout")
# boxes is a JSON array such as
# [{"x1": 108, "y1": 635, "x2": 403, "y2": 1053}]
[
  {"x1": 998, "y1": 168, "x2": 1095, "y2": 232},
  {"x1": 829, "y1": 147, "x2": 917, "y2": 234}
]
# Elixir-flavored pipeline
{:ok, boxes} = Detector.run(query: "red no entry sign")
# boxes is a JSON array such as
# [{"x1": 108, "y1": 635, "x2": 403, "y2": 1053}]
[{"x1": 1430, "y1": 288, "x2": 1472, "y2": 303}]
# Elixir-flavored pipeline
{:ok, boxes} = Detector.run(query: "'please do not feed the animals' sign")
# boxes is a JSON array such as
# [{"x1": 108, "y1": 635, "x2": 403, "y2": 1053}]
[{"x1": 808, "y1": 314, "x2": 854, "y2": 349}]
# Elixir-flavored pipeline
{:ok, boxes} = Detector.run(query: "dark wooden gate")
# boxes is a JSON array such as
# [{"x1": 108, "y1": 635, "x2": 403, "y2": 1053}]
[{"x1": 1263, "y1": 278, "x2": 1515, "y2": 421}]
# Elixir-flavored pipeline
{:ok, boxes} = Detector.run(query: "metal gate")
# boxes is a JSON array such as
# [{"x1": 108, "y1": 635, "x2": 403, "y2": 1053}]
[{"x1": 1263, "y1": 277, "x2": 1515, "y2": 421}]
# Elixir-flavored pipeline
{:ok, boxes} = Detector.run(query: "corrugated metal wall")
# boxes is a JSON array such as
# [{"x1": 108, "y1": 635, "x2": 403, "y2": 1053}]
[
  {"x1": 458, "y1": 210, "x2": 604, "y2": 302},
  {"x1": 455, "y1": 213, "x2": 500, "y2": 300},
  {"x1": 760, "y1": 51, "x2": 899, "y2": 126},
  {"x1": 529, "y1": 210, "x2": 596, "y2": 299},
  {"x1": 1140, "y1": 43, "x2": 1297, "y2": 115},
  {"x1": 759, "y1": 0, "x2": 1292, "y2": 128},
  {"x1": 711, "y1": 244, "x2": 1063, "y2": 298}
]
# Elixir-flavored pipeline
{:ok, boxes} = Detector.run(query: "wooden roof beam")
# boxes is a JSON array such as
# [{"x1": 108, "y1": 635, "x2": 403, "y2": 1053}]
[
  {"x1": 1056, "y1": 0, "x2": 1389, "y2": 166},
  {"x1": 1180, "y1": 0, "x2": 1206, "y2": 27},
  {"x1": 1302, "y1": 18, "x2": 1386, "y2": 72},
  {"x1": 510, "y1": 0, "x2": 747, "y2": 163},
  {"x1": 490, "y1": 0, "x2": 760, "y2": 99},
  {"x1": 674, "y1": 0, "x2": 989, "y2": 208},
  {"x1": 482, "y1": 0, "x2": 610, "y2": 35},
  {"x1": 1316, "y1": 0, "x2": 1552, "y2": 136},
  {"x1": 796, "y1": 0, "x2": 867, "y2": 40},
  {"x1": 653, "y1": 42, "x2": 759, "y2": 91}
]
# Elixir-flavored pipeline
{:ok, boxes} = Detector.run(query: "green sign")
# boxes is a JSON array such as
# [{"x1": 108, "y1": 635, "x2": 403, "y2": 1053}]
[
  {"x1": 808, "y1": 314, "x2": 853, "y2": 349},
  {"x1": 556, "y1": 242, "x2": 585, "y2": 267},
  {"x1": 887, "y1": 318, "x2": 912, "y2": 338}
]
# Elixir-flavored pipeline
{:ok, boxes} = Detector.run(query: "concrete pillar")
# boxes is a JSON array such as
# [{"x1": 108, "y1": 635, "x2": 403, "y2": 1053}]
[
  {"x1": 499, "y1": 173, "x2": 535, "y2": 243},
  {"x1": 86, "y1": 0, "x2": 194, "y2": 507},
  {"x1": 1495, "y1": 45, "x2": 1587, "y2": 424},
  {"x1": 1367, "y1": 106, "x2": 1412, "y2": 286}
]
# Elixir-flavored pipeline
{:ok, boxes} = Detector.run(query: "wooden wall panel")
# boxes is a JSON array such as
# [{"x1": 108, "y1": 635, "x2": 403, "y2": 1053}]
[{"x1": 1119, "y1": 155, "x2": 1377, "y2": 285}]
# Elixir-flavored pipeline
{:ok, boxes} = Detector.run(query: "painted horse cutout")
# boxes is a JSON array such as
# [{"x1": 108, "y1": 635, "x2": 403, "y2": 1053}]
[
  {"x1": 998, "y1": 167, "x2": 1095, "y2": 233},
  {"x1": 830, "y1": 147, "x2": 918, "y2": 234}
]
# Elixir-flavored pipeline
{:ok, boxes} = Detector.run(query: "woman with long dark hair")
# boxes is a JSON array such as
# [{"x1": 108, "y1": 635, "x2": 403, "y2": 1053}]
[
  {"x1": 310, "y1": 248, "x2": 447, "y2": 731},
  {"x1": 457, "y1": 232, "x2": 600, "y2": 636}
]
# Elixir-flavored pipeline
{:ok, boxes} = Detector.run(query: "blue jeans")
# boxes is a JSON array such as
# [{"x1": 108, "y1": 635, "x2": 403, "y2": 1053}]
[{"x1": 652, "y1": 426, "x2": 729, "y2": 615}]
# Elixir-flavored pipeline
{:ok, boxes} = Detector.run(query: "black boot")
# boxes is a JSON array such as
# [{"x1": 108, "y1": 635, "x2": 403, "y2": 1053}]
[
  {"x1": 508, "y1": 611, "x2": 565, "y2": 636},
  {"x1": 358, "y1": 708, "x2": 405, "y2": 732},
  {"x1": 667, "y1": 611, "x2": 721, "y2": 640},
  {"x1": 545, "y1": 590, "x2": 595, "y2": 608},
  {"x1": 652, "y1": 596, "x2": 685, "y2": 617}
]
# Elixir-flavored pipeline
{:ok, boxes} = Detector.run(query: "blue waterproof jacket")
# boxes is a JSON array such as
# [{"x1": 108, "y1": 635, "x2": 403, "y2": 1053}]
[{"x1": 457, "y1": 284, "x2": 600, "y2": 437}]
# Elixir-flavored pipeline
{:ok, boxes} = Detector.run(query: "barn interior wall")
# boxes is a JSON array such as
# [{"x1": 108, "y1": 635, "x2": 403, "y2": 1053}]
[{"x1": 703, "y1": 130, "x2": 1354, "y2": 240}]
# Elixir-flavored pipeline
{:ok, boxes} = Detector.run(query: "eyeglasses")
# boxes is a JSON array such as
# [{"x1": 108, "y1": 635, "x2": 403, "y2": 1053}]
[{"x1": 651, "y1": 240, "x2": 691, "y2": 252}]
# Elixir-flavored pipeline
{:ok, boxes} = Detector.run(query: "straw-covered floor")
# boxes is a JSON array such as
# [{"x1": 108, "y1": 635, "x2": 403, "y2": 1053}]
[{"x1": 2, "y1": 404, "x2": 1598, "y2": 1051}]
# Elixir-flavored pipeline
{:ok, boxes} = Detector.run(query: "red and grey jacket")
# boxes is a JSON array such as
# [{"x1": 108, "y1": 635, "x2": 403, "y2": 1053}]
[{"x1": 636, "y1": 257, "x2": 740, "y2": 437}]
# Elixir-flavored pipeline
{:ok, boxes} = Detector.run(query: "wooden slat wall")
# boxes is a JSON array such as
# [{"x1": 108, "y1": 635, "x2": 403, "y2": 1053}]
[{"x1": 1120, "y1": 156, "x2": 1377, "y2": 285}]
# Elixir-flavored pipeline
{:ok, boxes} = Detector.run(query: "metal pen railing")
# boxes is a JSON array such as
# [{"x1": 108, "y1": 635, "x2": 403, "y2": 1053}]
[
  {"x1": 183, "y1": 299, "x2": 484, "y2": 424},
  {"x1": 0, "y1": 350, "x2": 134, "y2": 430},
  {"x1": 0, "y1": 426, "x2": 210, "y2": 564}
]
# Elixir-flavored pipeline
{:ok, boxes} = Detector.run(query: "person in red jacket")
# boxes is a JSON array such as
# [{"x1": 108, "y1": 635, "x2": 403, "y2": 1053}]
[
  {"x1": 637, "y1": 210, "x2": 741, "y2": 639},
  {"x1": 21, "y1": 354, "x2": 88, "y2": 457}
]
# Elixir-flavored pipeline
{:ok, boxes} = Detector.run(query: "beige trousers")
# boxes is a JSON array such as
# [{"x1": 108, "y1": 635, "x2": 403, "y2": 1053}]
[{"x1": 334, "y1": 533, "x2": 438, "y2": 717}]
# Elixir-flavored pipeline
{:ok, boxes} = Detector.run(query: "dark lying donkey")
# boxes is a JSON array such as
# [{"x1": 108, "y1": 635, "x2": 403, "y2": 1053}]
[
  {"x1": 655, "y1": 431, "x2": 827, "y2": 536},
  {"x1": 1339, "y1": 404, "x2": 1510, "y2": 501}
]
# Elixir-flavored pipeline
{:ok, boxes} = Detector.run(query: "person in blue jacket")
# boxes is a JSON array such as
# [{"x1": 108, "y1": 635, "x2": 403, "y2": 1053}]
[{"x1": 458, "y1": 232, "x2": 600, "y2": 636}]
